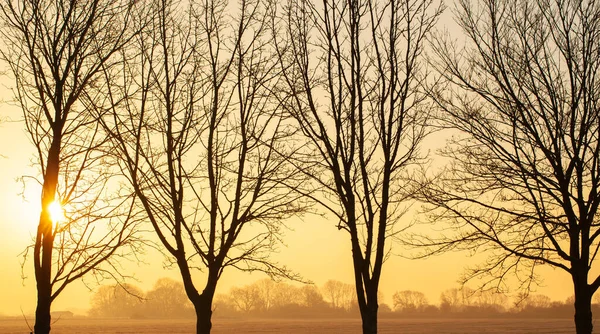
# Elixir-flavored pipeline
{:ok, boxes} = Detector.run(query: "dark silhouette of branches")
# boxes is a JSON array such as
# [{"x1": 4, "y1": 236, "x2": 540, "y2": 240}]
[
  {"x1": 0, "y1": 1, "x2": 144, "y2": 333},
  {"x1": 272, "y1": 0, "x2": 443, "y2": 332},
  {"x1": 412, "y1": 0, "x2": 600, "y2": 333},
  {"x1": 101, "y1": 0, "x2": 308, "y2": 332}
]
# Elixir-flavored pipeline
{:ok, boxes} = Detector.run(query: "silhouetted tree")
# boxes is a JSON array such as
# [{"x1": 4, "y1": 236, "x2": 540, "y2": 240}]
[
  {"x1": 144, "y1": 278, "x2": 193, "y2": 318},
  {"x1": 471, "y1": 290, "x2": 507, "y2": 312},
  {"x1": 392, "y1": 290, "x2": 428, "y2": 312},
  {"x1": 102, "y1": 0, "x2": 306, "y2": 332},
  {"x1": 0, "y1": 1, "x2": 141, "y2": 333},
  {"x1": 415, "y1": 0, "x2": 600, "y2": 333},
  {"x1": 230, "y1": 284, "x2": 262, "y2": 313},
  {"x1": 253, "y1": 279, "x2": 277, "y2": 312},
  {"x1": 514, "y1": 293, "x2": 552, "y2": 312},
  {"x1": 212, "y1": 293, "x2": 238, "y2": 317},
  {"x1": 299, "y1": 285, "x2": 327, "y2": 309},
  {"x1": 321, "y1": 280, "x2": 355, "y2": 310},
  {"x1": 89, "y1": 283, "x2": 144, "y2": 318},
  {"x1": 378, "y1": 303, "x2": 392, "y2": 313},
  {"x1": 272, "y1": 0, "x2": 442, "y2": 331},
  {"x1": 265, "y1": 280, "x2": 301, "y2": 310},
  {"x1": 439, "y1": 288, "x2": 472, "y2": 312}
]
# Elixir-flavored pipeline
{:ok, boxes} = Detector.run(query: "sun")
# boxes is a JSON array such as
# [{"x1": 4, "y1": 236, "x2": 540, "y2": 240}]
[{"x1": 48, "y1": 200, "x2": 66, "y2": 223}]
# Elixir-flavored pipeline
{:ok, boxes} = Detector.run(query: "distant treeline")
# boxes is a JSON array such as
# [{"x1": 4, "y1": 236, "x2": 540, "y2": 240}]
[{"x1": 88, "y1": 278, "x2": 580, "y2": 319}]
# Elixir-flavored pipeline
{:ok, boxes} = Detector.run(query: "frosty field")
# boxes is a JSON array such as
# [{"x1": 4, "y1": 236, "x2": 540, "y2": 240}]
[{"x1": 0, "y1": 318, "x2": 575, "y2": 333}]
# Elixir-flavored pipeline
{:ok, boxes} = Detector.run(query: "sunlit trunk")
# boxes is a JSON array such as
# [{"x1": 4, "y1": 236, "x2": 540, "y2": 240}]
[{"x1": 34, "y1": 138, "x2": 60, "y2": 334}]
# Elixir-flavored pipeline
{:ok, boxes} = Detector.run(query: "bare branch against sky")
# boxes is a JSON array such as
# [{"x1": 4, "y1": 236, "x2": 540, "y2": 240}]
[
  {"x1": 0, "y1": 0, "x2": 144, "y2": 333},
  {"x1": 101, "y1": 0, "x2": 308, "y2": 332},
  {"x1": 412, "y1": 0, "x2": 600, "y2": 333},
  {"x1": 272, "y1": 0, "x2": 443, "y2": 332}
]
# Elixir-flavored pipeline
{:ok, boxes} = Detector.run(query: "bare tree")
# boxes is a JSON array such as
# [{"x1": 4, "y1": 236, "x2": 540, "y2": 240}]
[
  {"x1": 439, "y1": 287, "x2": 475, "y2": 312},
  {"x1": 272, "y1": 0, "x2": 442, "y2": 332},
  {"x1": 477, "y1": 291, "x2": 508, "y2": 311},
  {"x1": 229, "y1": 284, "x2": 262, "y2": 313},
  {"x1": 252, "y1": 279, "x2": 302, "y2": 311},
  {"x1": 414, "y1": 0, "x2": 600, "y2": 333},
  {"x1": 299, "y1": 285, "x2": 327, "y2": 308},
  {"x1": 0, "y1": 1, "x2": 142, "y2": 333},
  {"x1": 321, "y1": 280, "x2": 355, "y2": 310},
  {"x1": 102, "y1": 0, "x2": 306, "y2": 332},
  {"x1": 253, "y1": 279, "x2": 277, "y2": 312},
  {"x1": 144, "y1": 278, "x2": 194, "y2": 318},
  {"x1": 514, "y1": 293, "x2": 552, "y2": 311},
  {"x1": 270, "y1": 282, "x2": 302, "y2": 309},
  {"x1": 89, "y1": 283, "x2": 145, "y2": 318},
  {"x1": 391, "y1": 290, "x2": 428, "y2": 312}
]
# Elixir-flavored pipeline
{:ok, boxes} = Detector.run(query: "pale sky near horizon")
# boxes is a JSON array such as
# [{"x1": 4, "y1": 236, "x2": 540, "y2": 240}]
[{"x1": 0, "y1": 3, "x2": 575, "y2": 317}]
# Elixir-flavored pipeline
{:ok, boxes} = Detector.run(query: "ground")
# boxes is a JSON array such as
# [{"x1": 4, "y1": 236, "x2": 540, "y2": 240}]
[{"x1": 0, "y1": 318, "x2": 575, "y2": 333}]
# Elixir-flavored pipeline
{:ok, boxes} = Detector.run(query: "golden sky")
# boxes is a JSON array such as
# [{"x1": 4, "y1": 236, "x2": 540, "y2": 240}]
[
  {"x1": 0, "y1": 7, "x2": 575, "y2": 317},
  {"x1": 0, "y1": 104, "x2": 573, "y2": 315}
]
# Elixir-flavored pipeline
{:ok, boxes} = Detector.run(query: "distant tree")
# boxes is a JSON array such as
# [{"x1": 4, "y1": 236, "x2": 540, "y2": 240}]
[
  {"x1": 229, "y1": 284, "x2": 262, "y2": 313},
  {"x1": 415, "y1": 0, "x2": 600, "y2": 332},
  {"x1": 0, "y1": 1, "x2": 141, "y2": 333},
  {"x1": 273, "y1": 0, "x2": 443, "y2": 332},
  {"x1": 271, "y1": 282, "x2": 301, "y2": 309},
  {"x1": 322, "y1": 280, "x2": 355, "y2": 310},
  {"x1": 471, "y1": 290, "x2": 507, "y2": 312},
  {"x1": 253, "y1": 279, "x2": 277, "y2": 311},
  {"x1": 392, "y1": 290, "x2": 428, "y2": 312},
  {"x1": 102, "y1": 0, "x2": 307, "y2": 332},
  {"x1": 228, "y1": 279, "x2": 303, "y2": 313},
  {"x1": 145, "y1": 278, "x2": 193, "y2": 318},
  {"x1": 89, "y1": 283, "x2": 144, "y2": 318},
  {"x1": 439, "y1": 287, "x2": 475, "y2": 312},
  {"x1": 212, "y1": 293, "x2": 238, "y2": 316},
  {"x1": 514, "y1": 293, "x2": 552, "y2": 311},
  {"x1": 299, "y1": 285, "x2": 327, "y2": 309},
  {"x1": 378, "y1": 303, "x2": 392, "y2": 313}
]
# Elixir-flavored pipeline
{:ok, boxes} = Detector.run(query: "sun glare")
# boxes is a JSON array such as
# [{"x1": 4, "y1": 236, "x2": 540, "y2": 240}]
[{"x1": 48, "y1": 200, "x2": 66, "y2": 223}]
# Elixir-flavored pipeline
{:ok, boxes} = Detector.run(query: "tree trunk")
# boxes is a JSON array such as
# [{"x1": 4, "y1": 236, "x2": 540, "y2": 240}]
[
  {"x1": 33, "y1": 289, "x2": 51, "y2": 334},
  {"x1": 360, "y1": 302, "x2": 378, "y2": 334},
  {"x1": 194, "y1": 293, "x2": 214, "y2": 334},
  {"x1": 33, "y1": 204, "x2": 55, "y2": 334},
  {"x1": 33, "y1": 133, "x2": 60, "y2": 334},
  {"x1": 177, "y1": 255, "x2": 219, "y2": 334},
  {"x1": 574, "y1": 280, "x2": 593, "y2": 334},
  {"x1": 350, "y1": 231, "x2": 379, "y2": 334}
]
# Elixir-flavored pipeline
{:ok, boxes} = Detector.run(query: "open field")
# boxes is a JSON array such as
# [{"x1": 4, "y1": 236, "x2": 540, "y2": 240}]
[{"x1": 0, "y1": 318, "x2": 576, "y2": 333}]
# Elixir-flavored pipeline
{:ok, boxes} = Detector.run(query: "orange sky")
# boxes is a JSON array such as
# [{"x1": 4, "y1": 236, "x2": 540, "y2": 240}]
[
  {"x1": 0, "y1": 105, "x2": 573, "y2": 315},
  {"x1": 0, "y1": 9, "x2": 575, "y2": 317}
]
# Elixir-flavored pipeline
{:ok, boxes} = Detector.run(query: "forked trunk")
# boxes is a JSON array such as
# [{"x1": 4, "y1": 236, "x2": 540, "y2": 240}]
[
  {"x1": 179, "y1": 257, "x2": 219, "y2": 334},
  {"x1": 350, "y1": 232, "x2": 380, "y2": 334}
]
